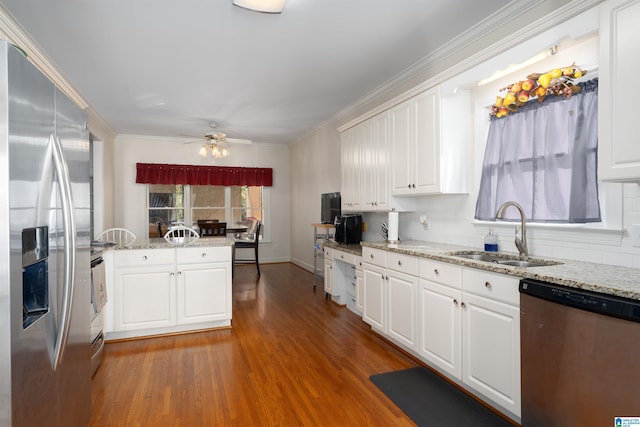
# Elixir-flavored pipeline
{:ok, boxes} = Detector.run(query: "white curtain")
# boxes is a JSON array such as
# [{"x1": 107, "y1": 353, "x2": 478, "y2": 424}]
[{"x1": 475, "y1": 79, "x2": 600, "y2": 223}]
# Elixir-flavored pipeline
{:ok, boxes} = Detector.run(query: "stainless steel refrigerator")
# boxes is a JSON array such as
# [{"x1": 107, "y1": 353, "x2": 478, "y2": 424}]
[{"x1": 0, "y1": 41, "x2": 91, "y2": 426}]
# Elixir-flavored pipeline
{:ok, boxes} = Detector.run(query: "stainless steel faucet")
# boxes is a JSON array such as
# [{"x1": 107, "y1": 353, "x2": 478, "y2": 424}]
[{"x1": 495, "y1": 201, "x2": 528, "y2": 258}]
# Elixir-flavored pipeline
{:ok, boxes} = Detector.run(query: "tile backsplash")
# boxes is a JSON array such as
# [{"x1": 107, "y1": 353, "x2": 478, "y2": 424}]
[{"x1": 362, "y1": 183, "x2": 640, "y2": 269}]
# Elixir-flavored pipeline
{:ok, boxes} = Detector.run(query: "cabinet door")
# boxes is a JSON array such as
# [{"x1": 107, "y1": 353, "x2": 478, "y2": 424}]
[
  {"x1": 419, "y1": 279, "x2": 462, "y2": 379},
  {"x1": 355, "y1": 268, "x2": 364, "y2": 314},
  {"x1": 177, "y1": 262, "x2": 230, "y2": 324},
  {"x1": 324, "y1": 259, "x2": 334, "y2": 294},
  {"x1": 341, "y1": 127, "x2": 357, "y2": 210},
  {"x1": 114, "y1": 266, "x2": 175, "y2": 331},
  {"x1": 387, "y1": 270, "x2": 418, "y2": 350},
  {"x1": 462, "y1": 292, "x2": 521, "y2": 417},
  {"x1": 362, "y1": 263, "x2": 385, "y2": 330},
  {"x1": 599, "y1": 0, "x2": 640, "y2": 181},
  {"x1": 373, "y1": 112, "x2": 390, "y2": 211},
  {"x1": 390, "y1": 100, "x2": 414, "y2": 194},
  {"x1": 361, "y1": 117, "x2": 377, "y2": 211},
  {"x1": 414, "y1": 87, "x2": 441, "y2": 193}
]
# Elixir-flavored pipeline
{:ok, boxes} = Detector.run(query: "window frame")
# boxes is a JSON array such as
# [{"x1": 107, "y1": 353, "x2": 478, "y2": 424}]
[{"x1": 146, "y1": 184, "x2": 269, "y2": 241}]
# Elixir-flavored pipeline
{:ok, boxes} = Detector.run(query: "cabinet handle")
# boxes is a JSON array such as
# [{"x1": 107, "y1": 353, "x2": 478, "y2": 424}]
[
  {"x1": 485, "y1": 281, "x2": 491, "y2": 289},
  {"x1": 341, "y1": 255, "x2": 344, "y2": 259},
  {"x1": 461, "y1": 302, "x2": 466, "y2": 308},
  {"x1": 381, "y1": 273, "x2": 384, "y2": 279},
  {"x1": 412, "y1": 184, "x2": 416, "y2": 188},
  {"x1": 201, "y1": 253, "x2": 207, "y2": 258},
  {"x1": 453, "y1": 299, "x2": 458, "y2": 306},
  {"x1": 407, "y1": 184, "x2": 411, "y2": 189},
  {"x1": 397, "y1": 260, "x2": 402, "y2": 267},
  {"x1": 178, "y1": 271, "x2": 182, "y2": 276},
  {"x1": 142, "y1": 255, "x2": 148, "y2": 261},
  {"x1": 434, "y1": 269, "x2": 439, "y2": 276},
  {"x1": 170, "y1": 272, "x2": 175, "y2": 277},
  {"x1": 370, "y1": 254, "x2": 374, "y2": 259}
]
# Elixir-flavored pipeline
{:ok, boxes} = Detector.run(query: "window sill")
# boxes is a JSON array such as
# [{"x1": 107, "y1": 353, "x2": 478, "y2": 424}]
[{"x1": 472, "y1": 220, "x2": 624, "y2": 246}]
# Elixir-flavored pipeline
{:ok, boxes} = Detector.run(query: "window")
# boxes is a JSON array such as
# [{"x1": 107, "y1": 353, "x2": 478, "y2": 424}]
[
  {"x1": 147, "y1": 184, "x2": 265, "y2": 238},
  {"x1": 475, "y1": 79, "x2": 600, "y2": 224}
]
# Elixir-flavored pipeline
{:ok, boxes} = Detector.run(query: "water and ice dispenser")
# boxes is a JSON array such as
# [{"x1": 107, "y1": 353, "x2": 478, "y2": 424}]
[{"x1": 22, "y1": 226, "x2": 49, "y2": 328}]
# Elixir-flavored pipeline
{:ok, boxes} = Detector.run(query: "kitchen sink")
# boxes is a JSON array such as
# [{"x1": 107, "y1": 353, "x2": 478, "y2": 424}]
[{"x1": 448, "y1": 251, "x2": 562, "y2": 268}]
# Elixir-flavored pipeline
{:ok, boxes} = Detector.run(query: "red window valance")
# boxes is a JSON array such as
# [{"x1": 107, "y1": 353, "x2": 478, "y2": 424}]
[{"x1": 136, "y1": 163, "x2": 273, "y2": 187}]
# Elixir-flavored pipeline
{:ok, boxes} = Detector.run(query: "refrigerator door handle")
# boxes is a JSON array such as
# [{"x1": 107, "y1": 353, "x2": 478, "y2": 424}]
[{"x1": 50, "y1": 134, "x2": 77, "y2": 371}]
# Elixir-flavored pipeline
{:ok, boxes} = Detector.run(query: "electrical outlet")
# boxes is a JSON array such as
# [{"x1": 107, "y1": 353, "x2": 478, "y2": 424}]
[{"x1": 632, "y1": 224, "x2": 640, "y2": 247}]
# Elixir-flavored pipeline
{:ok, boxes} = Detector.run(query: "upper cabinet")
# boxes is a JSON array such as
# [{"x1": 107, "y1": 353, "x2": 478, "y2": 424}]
[
  {"x1": 341, "y1": 111, "x2": 416, "y2": 212},
  {"x1": 339, "y1": 84, "x2": 470, "y2": 211},
  {"x1": 391, "y1": 86, "x2": 470, "y2": 196},
  {"x1": 598, "y1": 0, "x2": 640, "y2": 181}
]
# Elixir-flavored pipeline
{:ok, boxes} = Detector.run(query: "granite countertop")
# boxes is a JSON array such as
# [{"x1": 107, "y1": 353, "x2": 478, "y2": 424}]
[
  {"x1": 352, "y1": 240, "x2": 640, "y2": 301},
  {"x1": 325, "y1": 239, "x2": 640, "y2": 301},
  {"x1": 98, "y1": 236, "x2": 235, "y2": 251}
]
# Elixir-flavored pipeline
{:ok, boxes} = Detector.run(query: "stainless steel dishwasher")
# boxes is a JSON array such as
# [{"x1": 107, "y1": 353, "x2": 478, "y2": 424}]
[{"x1": 519, "y1": 278, "x2": 640, "y2": 426}]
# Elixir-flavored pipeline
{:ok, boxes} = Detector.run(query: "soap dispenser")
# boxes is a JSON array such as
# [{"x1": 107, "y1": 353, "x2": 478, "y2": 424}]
[{"x1": 484, "y1": 227, "x2": 499, "y2": 252}]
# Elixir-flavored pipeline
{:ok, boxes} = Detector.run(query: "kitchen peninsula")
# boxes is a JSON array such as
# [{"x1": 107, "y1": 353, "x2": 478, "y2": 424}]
[{"x1": 102, "y1": 237, "x2": 234, "y2": 340}]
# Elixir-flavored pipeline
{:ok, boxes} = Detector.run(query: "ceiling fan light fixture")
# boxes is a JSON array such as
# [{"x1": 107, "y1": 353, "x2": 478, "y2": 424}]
[
  {"x1": 233, "y1": 0, "x2": 286, "y2": 14},
  {"x1": 198, "y1": 145, "x2": 209, "y2": 157}
]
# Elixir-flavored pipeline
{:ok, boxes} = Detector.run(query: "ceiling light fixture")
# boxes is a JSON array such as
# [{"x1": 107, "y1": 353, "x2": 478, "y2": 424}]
[
  {"x1": 477, "y1": 45, "x2": 559, "y2": 87},
  {"x1": 199, "y1": 141, "x2": 230, "y2": 159},
  {"x1": 232, "y1": 0, "x2": 286, "y2": 14}
]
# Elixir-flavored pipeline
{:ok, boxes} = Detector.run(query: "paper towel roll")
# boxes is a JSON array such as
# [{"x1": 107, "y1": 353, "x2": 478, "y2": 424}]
[{"x1": 387, "y1": 211, "x2": 399, "y2": 242}]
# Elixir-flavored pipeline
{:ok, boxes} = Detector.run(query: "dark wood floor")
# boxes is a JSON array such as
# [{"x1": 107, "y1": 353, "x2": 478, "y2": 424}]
[{"x1": 90, "y1": 263, "x2": 418, "y2": 426}]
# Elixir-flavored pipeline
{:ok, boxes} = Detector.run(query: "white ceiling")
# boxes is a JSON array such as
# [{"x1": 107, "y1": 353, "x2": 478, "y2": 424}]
[{"x1": 0, "y1": 0, "x2": 517, "y2": 144}]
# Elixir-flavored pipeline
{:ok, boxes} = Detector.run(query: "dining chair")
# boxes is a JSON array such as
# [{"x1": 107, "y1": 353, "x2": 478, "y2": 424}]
[
  {"x1": 95, "y1": 228, "x2": 136, "y2": 248},
  {"x1": 233, "y1": 221, "x2": 261, "y2": 277},
  {"x1": 198, "y1": 221, "x2": 227, "y2": 237},
  {"x1": 164, "y1": 226, "x2": 200, "y2": 245}
]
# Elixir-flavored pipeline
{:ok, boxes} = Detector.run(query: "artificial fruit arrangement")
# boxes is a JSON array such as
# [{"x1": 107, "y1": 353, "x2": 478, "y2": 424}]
[{"x1": 490, "y1": 62, "x2": 586, "y2": 118}]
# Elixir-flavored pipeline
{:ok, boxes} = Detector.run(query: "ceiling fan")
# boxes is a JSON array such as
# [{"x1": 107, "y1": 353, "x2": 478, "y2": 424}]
[{"x1": 183, "y1": 122, "x2": 251, "y2": 158}]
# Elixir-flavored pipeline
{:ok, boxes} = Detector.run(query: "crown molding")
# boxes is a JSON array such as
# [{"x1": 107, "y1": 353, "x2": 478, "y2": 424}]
[{"x1": 335, "y1": 0, "x2": 603, "y2": 132}]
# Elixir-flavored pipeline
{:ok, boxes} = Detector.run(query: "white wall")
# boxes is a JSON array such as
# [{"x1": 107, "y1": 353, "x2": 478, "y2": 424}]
[
  {"x1": 112, "y1": 135, "x2": 291, "y2": 263},
  {"x1": 290, "y1": 125, "x2": 342, "y2": 272}
]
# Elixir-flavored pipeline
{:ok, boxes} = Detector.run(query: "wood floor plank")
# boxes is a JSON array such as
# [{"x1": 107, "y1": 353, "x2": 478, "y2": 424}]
[{"x1": 90, "y1": 263, "x2": 418, "y2": 426}]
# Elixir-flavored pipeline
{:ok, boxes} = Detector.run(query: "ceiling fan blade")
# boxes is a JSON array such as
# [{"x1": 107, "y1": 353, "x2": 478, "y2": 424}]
[
  {"x1": 225, "y1": 137, "x2": 252, "y2": 144},
  {"x1": 183, "y1": 139, "x2": 205, "y2": 145}
]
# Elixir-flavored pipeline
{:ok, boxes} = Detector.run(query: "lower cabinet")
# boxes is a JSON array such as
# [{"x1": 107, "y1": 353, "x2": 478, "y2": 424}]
[
  {"x1": 387, "y1": 270, "x2": 418, "y2": 351},
  {"x1": 362, "y1": 262, "x2": 386, "y2": 330},
  {"x1": 361, "y1": 251, "x2": 521, "y2": 423},
  {"x1": 106, "y1": 245, "x2": 232, "y2": 340},
  {"x1": 419, "y1": 278, "x2": 462, "y2": 379},
  {"x1": 355, "y1": 259, "x2": 364, "y2": 313}
]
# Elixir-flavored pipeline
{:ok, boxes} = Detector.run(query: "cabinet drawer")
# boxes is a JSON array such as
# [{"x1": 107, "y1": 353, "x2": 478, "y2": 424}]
[
  {"x1": 334, "y1": 250, "x2": 356, "y2": 265},
  {"x1": 419, "y1": 259, "x2": 462, "y2": 289},
  {"x1": 462, "y1": 268, "x2": 520, "y2": 306},
  {"x1": 386, "y1": 252, "x2": 418, "y2": 276},
  {"x1": 324, "y1": 247, "x2": 334, "y2": 260},
  {"x1": 176, "y1": 246, "x2": 232, "y2": 264},
  {"x1": 114, "y1": 248, "x2": 175, "y2": 267},
  {"x1": 363, "y1": 247, "x2": 386, "y2": 267}
]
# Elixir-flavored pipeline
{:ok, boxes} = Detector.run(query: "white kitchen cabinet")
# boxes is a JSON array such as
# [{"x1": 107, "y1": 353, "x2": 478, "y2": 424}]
[
  {"x1": 598, "y1": 0, "x2": 640, "y2": 181},
  {"x1": 362, "y1": 262, "x2": 385, "y2": 330},
  {"x1": 362, "y1": 247, "x2": 419, "y2": 351},
  {"x1": 461, "y1": 268, "x2": 521, "y2": 418},
  {"x1": 362, "y1": 111, "x2": 390, "y2": 211},
  {"x1": 176, "y1": 246, "x2": 232, "y2": 325},
  {"x1": 418, "y1": 258, "x2": 463, "y2": 379},
  {"x1": 323, "y1": 247, "x2": 334, "y2": 296},
  {"x1": 340, "y1": 126, "x2": 362, "y2": 211},
  {"x1": 391, "y1": 86, "x2": 469, "y2": 195},
  {"x1": 106, "y1": 245, "x2": 233, "y2": 340},
  {"x1": 355, "y1": 258, "x2": 364, "y2": 314},
  {"x1": 116, "y1": 264, "x2": 176, "y2": 331},
  {"x1": 387, "y1": 269, "x2": 418, "y2": 351},
  {"x1": 340, "y1": 111, "x2": 415, "y2": 212}
]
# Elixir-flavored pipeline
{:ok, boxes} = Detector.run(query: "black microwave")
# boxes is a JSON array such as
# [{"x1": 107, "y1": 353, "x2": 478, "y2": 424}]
[{"x1": 334, "y1": 215, "x2": 362, "y2": 244}]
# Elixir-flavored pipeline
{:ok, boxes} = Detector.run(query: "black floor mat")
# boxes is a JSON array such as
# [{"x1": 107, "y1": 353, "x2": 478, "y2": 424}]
[{"x1": 370, "y1": 366, "x2": 515, "y2": 427}]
